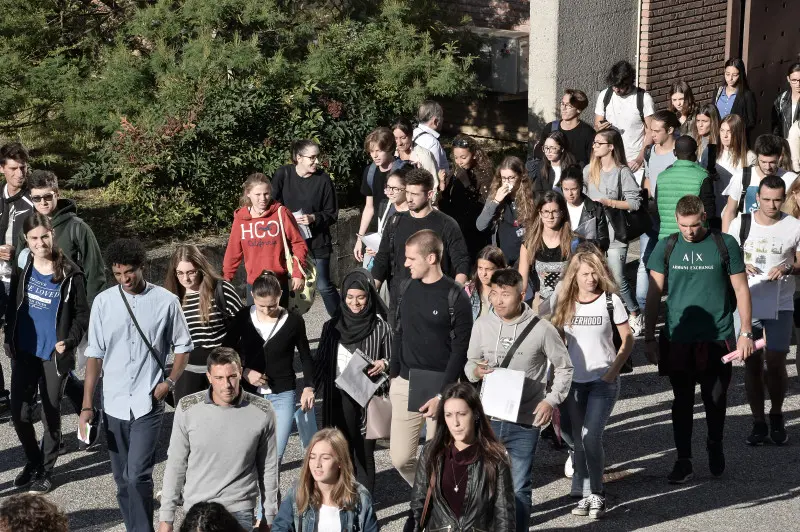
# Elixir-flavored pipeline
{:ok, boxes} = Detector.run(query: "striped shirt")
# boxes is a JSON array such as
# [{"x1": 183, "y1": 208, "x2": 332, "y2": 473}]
[{"x1": 182, "y1": 280, "x2": 243, "y2": 349}]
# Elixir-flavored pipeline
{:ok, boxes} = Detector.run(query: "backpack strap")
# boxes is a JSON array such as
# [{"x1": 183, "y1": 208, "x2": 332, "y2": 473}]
[
  {"x1": 663, "y1": 233, "x2": 680, "y2": 280},
  {"x1": 644, "y1": 144, "x2": 653, "y2": 164},
  {"x1": 552, "y1": 119, "x2": 560, "y2": 131},
  {"x1": 447, "y1": 284, "x2": 461, "y2": 341},
  {"x1": 636, "y1": 87, "x2": 645, "y2": 124},
  {"x1": 709, "y1": 230, "x2": 731, "y2": 274},
  {"x1": 394, "y1": 277, "x2": 413, "y2": 334},
  {"x1": 367, "y1": 163, "x2": 377, "y2": 193},
  {"x1": 738, "y1": 213, "x2": 752, "y2": 250},
  {"x1": 602, "y1": 88, "x2": 613, "y2": 117},
  {"x1": 499, "y1": 316, "x2": 539, "y2": 369},
  {"x1": 387, "y1": 212, "x2": 403, "y2": 269},
  {"x1": 738, "y1": 167, "x2": 752, "y2": 213}
]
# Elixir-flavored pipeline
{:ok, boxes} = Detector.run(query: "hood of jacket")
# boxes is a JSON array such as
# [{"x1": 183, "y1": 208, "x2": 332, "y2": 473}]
[
  {"x1": 232, "y1": 201, "x2": 281, "y2": 221},
  {"x1": 50, "y1": 199, "x2": 78, "y2": 229}
]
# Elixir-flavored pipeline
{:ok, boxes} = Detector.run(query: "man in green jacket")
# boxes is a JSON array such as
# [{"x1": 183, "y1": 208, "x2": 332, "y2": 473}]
[
  {"x1": 656, "y1": 136, "x2": 717, "y2": 240},
  {"x1": 18, "y1": 169, "x2": 106, "y2": 450}
]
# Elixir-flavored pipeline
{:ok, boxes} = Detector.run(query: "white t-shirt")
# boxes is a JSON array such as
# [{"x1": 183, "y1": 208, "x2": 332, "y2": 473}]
[
  {"x1": 594, "y1": 88, "x2": 655, "y2": 164},
  {"x1": 564, "y1": 292, "x2": 628, "y2": 383},
  {"x1": 317, "y1": 505, "x2": 342, "y2": 532},
  {"x1": 728, "y1": 213, "x2": 800, "y2": 311},
  {"x1": 723, "y1": 167, "x2": 798, "y2": 216},
  {"x1": 566, "y1": 201, "x2": 585, "y2": 230},
  {"x1": 717, "y1": 150, "x2": 757, "y2": 206},
  {"x1": 552, "y1": 165, "x2": 562, "y2": 187}
]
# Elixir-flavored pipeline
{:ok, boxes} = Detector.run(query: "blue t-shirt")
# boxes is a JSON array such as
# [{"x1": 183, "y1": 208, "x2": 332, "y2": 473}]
[{"x1": 16, "y1": 266, "x2": 62, "y2": 360}]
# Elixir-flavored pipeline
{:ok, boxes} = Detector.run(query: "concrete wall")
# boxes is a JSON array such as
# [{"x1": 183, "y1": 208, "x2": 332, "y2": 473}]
[
  {"x1": 638, "y1": 0, "x2": 728, "y2": 108},
  {"x1": 527, "y1": 0, "x2": 640, "y2": 138}
]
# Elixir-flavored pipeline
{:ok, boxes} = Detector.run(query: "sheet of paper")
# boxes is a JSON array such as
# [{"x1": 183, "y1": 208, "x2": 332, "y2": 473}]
[
  {"x1": 748, "y1": 274, "x2": 779, "y2": 320},
  {"x1": 77, "y1": 422, "x2": 91, "y2": 444},
  {"x1": 361, "y1": 232, "x2": 382, "y2": 252},
  {"x1": 293, "y1": 210, "x2": 312, "y2": 239},
  {"x1": 574, "y1": 217, "x2": 597, "y2": 240},
  {"x1": 480, "y1": 368, "x2": 525, "y2": 422}
]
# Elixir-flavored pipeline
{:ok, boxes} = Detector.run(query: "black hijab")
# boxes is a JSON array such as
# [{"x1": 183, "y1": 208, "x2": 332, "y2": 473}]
[{"x1": 334, "y1": 268, "x2": 388, "y2": 346}]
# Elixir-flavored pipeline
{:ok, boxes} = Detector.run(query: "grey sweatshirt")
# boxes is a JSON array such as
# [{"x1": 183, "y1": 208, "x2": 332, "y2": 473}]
[
  {"x1": 159, "y1": 389, "x2": 279, "y2": 524},
  {"x1": 465, "y1": 303, "x2": 574, "y2": 425},
  {"x1": 583, "y1": 165, "x2": 642, "y2": 248}
]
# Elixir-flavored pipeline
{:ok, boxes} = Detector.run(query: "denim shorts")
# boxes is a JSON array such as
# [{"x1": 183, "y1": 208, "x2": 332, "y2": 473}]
[{"x1": 735, "y1": 310, "x2": 794, "y2": 352}]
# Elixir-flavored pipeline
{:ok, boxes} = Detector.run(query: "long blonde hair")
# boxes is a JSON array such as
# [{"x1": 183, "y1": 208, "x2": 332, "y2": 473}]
[
  {"x1": 488, "y1": 156, "x2": 534, "y2": 226},
  {"x1": 164, "y1": 245, "x2": 223, "y2": 324},
  {"x1": 783, "y1": 177, "x2": 800, "y2": 218},
  {"x1": 295, "y1": 428, "x2": 358, "y2": 515},
  {"x1": 588, "y1": 129, "x2": 627, "y2": 187},
  {"x1": 522, "y1": 191, "x2": 574, "y2": 264},
  {"x1": 718, "y1": 114, "x2": 748, "y2": 168},
  {"x1": 551, "y1": 249, "x2": 619, "y2": 329},
  {"x1": 692, "y1": 104, "x2": 721, "y2": 159}
]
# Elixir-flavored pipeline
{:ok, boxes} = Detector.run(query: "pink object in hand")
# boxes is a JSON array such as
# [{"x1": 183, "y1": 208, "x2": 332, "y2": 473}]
[{"x1": 722, "y1": 338, "x2": 766, "y2": 363}]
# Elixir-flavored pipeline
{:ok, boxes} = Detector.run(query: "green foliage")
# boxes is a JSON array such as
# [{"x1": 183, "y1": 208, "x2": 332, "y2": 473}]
[{"x1": 0, "y1": 0, "x2": 478, "y2": 233}]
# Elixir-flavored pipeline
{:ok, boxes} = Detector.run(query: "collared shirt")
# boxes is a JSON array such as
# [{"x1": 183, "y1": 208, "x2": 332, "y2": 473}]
[
  {"x1": 716, "y1": 89, "x2": 737, "y2": 119},
  {"x1": 412, "y1": 124, "x2": 450, "y2": 172},
  {"x1": 86, "y1": 282, "x2": 193, "y2": 420}
]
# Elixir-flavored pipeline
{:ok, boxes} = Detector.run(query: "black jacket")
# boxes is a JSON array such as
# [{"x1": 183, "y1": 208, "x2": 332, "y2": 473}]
[
  {"x1": 716, "y1": 86, "x2": 757, "y2": 138},
  {"x1": 574, "y1": 195, "x2": 610, "y2": 251},
  {"x1": 527, "y1": 160, "x2": 557, "y2": 198},
  {"x1": 5, "y1": 254, "x2": 89, "y2": 376},
  {"x1": 411, "y1": 444, "x2": 515, "y2": 532},
  {"x1": 771, "y1": 90, "x2": 800, "y2": 138},
  {"x1": 0, "y1": 188, "x2": 34, "y2": 250}
]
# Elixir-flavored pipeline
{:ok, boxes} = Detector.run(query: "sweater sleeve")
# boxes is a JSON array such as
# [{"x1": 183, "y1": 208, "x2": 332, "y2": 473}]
[
  {"x1": 443, "y1": 217, "x2": 471, "y2": 277},
  {"x1": 222, "y1": 219, "x2": 244, "y2": 281},
  {"x1": 64, "y1": 274, "x2": 90, "y2": 351},
  {"x1": 619, "y1": 167, "x2": 642, "y2": 211},
  {"x1": 312, "y1": 175, "x2": 339, "y2": 229},
  {"x1": 476, "y1": 199, "x2": 500, "y2": 231},
  {"x1": 271, "y1": 166, "x2": 287, "y2": 204},
  {"x1": 539, "y1": 321, "x2": 573, "y2": 407},
  {"x1": 159, "y1": 404, "x2": 190, "y2": 523},
  {"x1": 464, "y1": 317, "x2": 484, "y2": 383},
  {"x1": 441, "y1": 288, "x2": 473, "y2": 391},
  {"x1": 390, "y1": 300, "x2": 403, "y2": 379},
  {"x1": 258, "y1": 406, "x2": 280, "y2": 524},
  {"x1": 295, "y1": 316, "x2": 315, "y2": 390}
]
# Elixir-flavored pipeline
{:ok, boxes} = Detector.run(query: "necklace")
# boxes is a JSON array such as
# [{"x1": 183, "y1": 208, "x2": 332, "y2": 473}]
[{"x1": 449, "y1": 456, "x2": 469, "y2": 493}]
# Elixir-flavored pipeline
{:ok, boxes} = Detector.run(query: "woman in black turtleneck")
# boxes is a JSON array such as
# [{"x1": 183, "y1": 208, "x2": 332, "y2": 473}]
[{"x1": 410, "y1": 382, "x2": 515, "y2": 532}]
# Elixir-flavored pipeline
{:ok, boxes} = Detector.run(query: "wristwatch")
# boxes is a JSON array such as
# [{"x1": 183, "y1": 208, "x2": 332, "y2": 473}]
[
  {"x1": 739, "y1": 331, "x2": 754, "y2": 340},
  {"x1": 165, "y1": 377, "x2": 176, "y2": 391}
]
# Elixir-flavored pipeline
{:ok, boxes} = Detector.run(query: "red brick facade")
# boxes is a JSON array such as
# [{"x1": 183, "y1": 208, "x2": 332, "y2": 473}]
[
  {"x1": 638, "y1": 0, "x2": 728, "y2": 108},
  {"x1": 439, "y1": 0, "x2": 530, "y2": 31}
]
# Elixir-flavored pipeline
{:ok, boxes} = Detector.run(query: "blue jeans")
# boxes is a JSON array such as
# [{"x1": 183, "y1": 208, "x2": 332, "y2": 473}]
[
  {"x1": 264, "y1": 390, "x2": 296, "y2": 463},
  {"x1": 490, "y1": 419, "x2": 540, "y2": 532},
  {"x1": 230, "y1": 509, "x2": 254, "y2": 531},
  {"x1": 607, "y1": 245, "x2": 639, "y2": 313},
  {"x1": 563, "y1": 378, "x2": 619, "y2": 497},
  {"x1": 636, "y1": 228, "x2": 659, "y2": 311},
  {"x1": 314, "y1": 257, "x2": 340, "y2": 317},
  {"x1": 105, "y1": 400, "x2": 165, "y2": 532}
]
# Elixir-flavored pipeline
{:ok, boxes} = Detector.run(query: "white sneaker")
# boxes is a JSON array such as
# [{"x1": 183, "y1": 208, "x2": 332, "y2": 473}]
[
  {"x1": 628, "y1": 313, "x2": 643, "y2": 337},
  {"x1": 564, "y1": 451, "x2": 574, "y2": 478}
]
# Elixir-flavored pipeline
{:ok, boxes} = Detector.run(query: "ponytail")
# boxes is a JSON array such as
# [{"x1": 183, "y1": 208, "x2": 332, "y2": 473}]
[{"x1": 252, "y1": 270, "x2": 282, "y2": 299}]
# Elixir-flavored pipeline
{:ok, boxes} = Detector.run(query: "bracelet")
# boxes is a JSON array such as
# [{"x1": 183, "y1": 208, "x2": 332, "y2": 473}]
[{"x1": 81, "y1": 407, "x2": 93, "y2": 412}]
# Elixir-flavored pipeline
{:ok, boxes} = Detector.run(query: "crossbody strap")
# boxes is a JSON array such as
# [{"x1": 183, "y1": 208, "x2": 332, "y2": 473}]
[
  {"x1": 277, "y1": 207, "x2": 307, "y2": 278},
  {"x1": 500, "y1": 317, "x2": 540, "y2": 369},
  {"x1": 118, "y1": 285, "x2": 166, "y2": 378}
]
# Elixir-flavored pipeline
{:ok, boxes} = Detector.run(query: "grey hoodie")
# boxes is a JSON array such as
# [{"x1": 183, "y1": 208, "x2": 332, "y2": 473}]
[{"x1": 466, "y1": 303, "x2": 573, "y2": 425}]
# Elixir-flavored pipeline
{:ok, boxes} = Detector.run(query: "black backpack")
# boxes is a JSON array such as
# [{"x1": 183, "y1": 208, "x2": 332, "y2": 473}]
[
  {"x1": 737, "y1": 167, "x2": 753, "y2": 213},
  {"x1": 662, "y1": 230, "x2": 736, "y2": 305},
  {"x1": 394, "y1": 277, "x2": 462, "y2": 341},
  {"x1": 602, "y1": 87, "x2": 646, "y2": 124}
]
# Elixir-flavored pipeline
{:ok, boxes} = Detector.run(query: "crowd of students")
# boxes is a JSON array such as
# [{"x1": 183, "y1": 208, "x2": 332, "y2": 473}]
[{"x1": 0, "y1": 56, "x2": 799, "y2": 532}]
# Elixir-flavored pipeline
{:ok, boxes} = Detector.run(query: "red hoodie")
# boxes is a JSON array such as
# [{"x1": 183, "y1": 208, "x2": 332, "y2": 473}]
[{"x1": 223, "y1": 202, "x2": 310, "y2": 284}]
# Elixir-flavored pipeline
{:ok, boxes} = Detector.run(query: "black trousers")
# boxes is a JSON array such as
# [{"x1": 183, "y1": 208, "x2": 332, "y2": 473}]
[
  {"x1": 668, "y1": 347, "x2": 732, "y2": 460},
  {"x1": 332, "y1": 387, "x2": 376, "y2": 493},
  {"x1": 10, "y1": 354, "x2": 69, "y2": 473}
]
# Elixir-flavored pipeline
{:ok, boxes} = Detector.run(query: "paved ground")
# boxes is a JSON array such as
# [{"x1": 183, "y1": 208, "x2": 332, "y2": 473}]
[{"x1": 1, "y1": 247, "x2": 799, "y2": 531}]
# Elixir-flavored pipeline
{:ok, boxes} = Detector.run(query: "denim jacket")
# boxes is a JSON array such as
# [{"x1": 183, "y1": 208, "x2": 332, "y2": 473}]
[{"x1": 271, "y1": 482, "x2": 378, "y2": 532}]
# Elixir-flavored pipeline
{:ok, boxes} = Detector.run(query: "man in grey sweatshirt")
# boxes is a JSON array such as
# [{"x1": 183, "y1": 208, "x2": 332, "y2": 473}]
[
  {"x1": 465, "y1": 269, "x2": 573, "y2": 532},
  {"x1": 158, "y1": 348, "x2": 278, "y2": 532}
]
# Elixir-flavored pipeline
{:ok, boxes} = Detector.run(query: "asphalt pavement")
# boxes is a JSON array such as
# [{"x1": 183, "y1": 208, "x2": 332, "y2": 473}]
[{"x1": 0, "y1": 247, "x2": 799, "y2": 531}]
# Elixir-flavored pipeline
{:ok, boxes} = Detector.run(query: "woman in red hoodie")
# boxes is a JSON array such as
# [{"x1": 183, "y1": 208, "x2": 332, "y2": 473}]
[{"x1": 223, "y1": 172, "x2": 309, "y2": 305}]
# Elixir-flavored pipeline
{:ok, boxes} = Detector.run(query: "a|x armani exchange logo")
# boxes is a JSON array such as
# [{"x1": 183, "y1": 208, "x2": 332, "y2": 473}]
[
  {"x1": 682, "y1": 252, "x2": 703, "y2": 263},
  {"x1": 674, "y1": 250, "x2": 714, "y2": 271}
]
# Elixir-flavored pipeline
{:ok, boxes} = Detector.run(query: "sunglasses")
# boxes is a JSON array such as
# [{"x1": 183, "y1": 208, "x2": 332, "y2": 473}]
[
  {"x1": 31, "y1": 193, "x2": 55, "y2": 203},
  {"x1": 453, "y1": 138, "x2": 471, "y2": 149}
]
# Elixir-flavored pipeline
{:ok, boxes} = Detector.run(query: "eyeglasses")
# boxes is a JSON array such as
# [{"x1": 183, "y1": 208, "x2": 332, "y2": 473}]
[
  {"x1": 559, "y1": 102, "x2": 575, "y2": 109},
  {"x1": 299, "y1": 154, "x2": 319, "y2": 161},
  {"x1": 543, "y1": 146, "x2": 561, "y2": 153},
  {"x1": 501, "y1": 176, "x2": 518, "y2": 182},
  {"x1": 592, "y1": 141, "x2": 611, "y2": 147},
  {"x1": 790, "y1": 78, "x2": 800, "y2": 85},
  {"x1": 385, "y1": 185, "x2": 406, "y2": 193},
  {"x1": 31, "y1": 193, "x2": 55, "y2": 203},
  {"x1": 453, "y1": 138, "x2": 471, "y2": 149},
  {"x1": 176, "y1": 270, "x2": 199, "y2": 278},
  {"x1": 540, "y1": 209, "x2": 561, "y2": 218}
]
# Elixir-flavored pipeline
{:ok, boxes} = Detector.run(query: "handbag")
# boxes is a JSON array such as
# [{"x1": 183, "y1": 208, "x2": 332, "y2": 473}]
[
  {"x1": 277, "y1": 207, "x2": 317, "y2": 315},
  {"x1": 604, "y1": 171, "x2": 652, "y2": 243},
  {"x1": 119, "y1": 286, "x2": 175, "y2": 407},
  {"x1": 365, "y1": 395, "x2": 392, "y2": 440}
]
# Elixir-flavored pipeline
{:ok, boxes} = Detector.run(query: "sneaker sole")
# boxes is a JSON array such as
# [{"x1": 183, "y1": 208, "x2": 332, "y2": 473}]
[
  {"x1": 571, "y1": 509, "x2": 589, "y2": 516},
  {"x1": 668, "y1": 472, "x2": 694, "y2": 485},
  {"x1": 589, "y1": 510, "x2": 605, "y2": 519},
  {"x1": 746, "y1": 438, "x2": 767, "y2": 446},
  {"x1": 771, "y1": 436, "x2": 789, "y2": 445}
]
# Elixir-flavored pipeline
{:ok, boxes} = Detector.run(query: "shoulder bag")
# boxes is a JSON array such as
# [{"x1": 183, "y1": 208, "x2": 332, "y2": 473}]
[
  {"x1": 604, "y1": 169, "x2": 652, "y2": 243},
  {"x1": 277, "y1": 207, "x2": 317, "y2": 315}
]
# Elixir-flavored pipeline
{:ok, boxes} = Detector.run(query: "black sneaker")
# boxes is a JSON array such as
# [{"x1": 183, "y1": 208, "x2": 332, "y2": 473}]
[
  {"x1": 707, "y1": 440, "x2": 725, "y2": 477},
  {"x1": 13, "y1": 463, "x2": 39, "y2": 488},
  {"x1": 667, "y1": 459, "x2": 694, "y2": 484},
  {"x1": 0, "y1": 393, "x2": 10, "y2": 421},
  {"x1": 746, "y1": 421, "x2": 769, "y2": 445},
  {"x1": 769, "y1": 414, "x2": 788, "y2": 445},
  {"x1": 28, "y1": 471, "x2": 52, "y2": 494}
]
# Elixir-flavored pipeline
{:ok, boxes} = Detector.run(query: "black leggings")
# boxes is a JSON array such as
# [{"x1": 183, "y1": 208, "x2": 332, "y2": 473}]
[{"x1": 332, "y1": 387, "x2": 376, "y2": 494}]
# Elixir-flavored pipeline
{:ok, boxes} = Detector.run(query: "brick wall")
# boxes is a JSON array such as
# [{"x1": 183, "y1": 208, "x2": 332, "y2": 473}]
[
  {"x1": 439, "y1": 0, "x2": 530, "y2": 31},
  {"x1": 639, "y1": 0, "x2": 728, "y2": 108}
]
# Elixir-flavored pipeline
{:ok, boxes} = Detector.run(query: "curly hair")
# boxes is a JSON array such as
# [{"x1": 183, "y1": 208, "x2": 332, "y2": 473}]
[
  {"x1": 451, "y1": 134, "x2": 493, "y2": 198},
  {"x1": 179, "y1": 501, "x2": 246, "y2": 532},
  {"x1": 105, "y1": 238, "x2": 147, "y2": 269},
  {"x1": 488, "y1": 156, "x2": 534, "y2": 227},
  {"x1": 0, "y1": 494, "x2": 68, "y2": 532}
]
